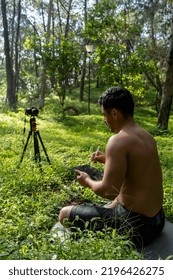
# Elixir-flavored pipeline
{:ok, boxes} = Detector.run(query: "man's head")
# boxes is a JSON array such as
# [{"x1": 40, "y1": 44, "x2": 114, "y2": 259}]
[{"x1": 98, "y1": 87, "x2": 134, "y2": 117}]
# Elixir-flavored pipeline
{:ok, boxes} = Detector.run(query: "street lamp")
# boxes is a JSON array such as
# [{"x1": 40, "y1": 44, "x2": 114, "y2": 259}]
[{"x1": 85, "y1": 44, "x2": 93, "y2": 115}]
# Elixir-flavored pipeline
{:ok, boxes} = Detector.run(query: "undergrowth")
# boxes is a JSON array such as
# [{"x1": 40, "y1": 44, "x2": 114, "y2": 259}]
[{"x1": 0, "y1": 88, "x2": 173, "y2": 260}]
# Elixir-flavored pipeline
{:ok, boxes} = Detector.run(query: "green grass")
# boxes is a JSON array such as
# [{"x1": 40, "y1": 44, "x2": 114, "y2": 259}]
[{"x1": 0, "y1": 87, "x2": 173, "y2": 260}]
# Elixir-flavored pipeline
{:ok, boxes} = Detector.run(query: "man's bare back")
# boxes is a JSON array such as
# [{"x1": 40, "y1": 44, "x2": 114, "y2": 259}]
[{"x1": 107, "y1": 122, "x2": 163, "y2": 217}]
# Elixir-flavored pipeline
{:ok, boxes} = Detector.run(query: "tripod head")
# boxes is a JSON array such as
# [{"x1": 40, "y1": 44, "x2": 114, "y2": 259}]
[
  {"x1": 25, "y1": 106, "x2": 39, "y2": 133},
  {"x1": 30, "y1": 117, "x2": 37, "y2": 134}
]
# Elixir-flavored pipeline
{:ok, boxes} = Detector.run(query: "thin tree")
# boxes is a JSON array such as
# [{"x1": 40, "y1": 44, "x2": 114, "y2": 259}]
[
  {"x1": 39, "y1": 0, "x2": 53, "y2": 108},
  {"x1": 79, "y1": 0, "x2": 87, "y2": 102},
  {"x1": 14, "y1": 0, "x2": 21, "y2": 98},
  {"x1": 1, "y1": 0, "x2": 16, "y2": 110},
  {"x1": 158, "y1": 10, "x2": 173, "y2": 130}
]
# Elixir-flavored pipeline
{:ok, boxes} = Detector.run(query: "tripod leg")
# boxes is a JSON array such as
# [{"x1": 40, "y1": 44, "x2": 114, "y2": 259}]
[
  {"x1": 37, "y1": 131, "x2": 51, "y2": 165},
  {"x1": 33, "y1": 132, "x2": 41, "y2": 162},
  {"x1": 19, "y1": 131, "x2": 32, "y2": 164}
]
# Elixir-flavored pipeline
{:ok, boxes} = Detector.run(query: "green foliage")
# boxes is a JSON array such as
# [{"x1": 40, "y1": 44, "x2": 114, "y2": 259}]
[
  {"x1": 22, "y1": 33, "x2": 81, "y2": 107},
  {"x1": 86, "y1": 0, "x2": 145, "y2": 89},
  {"x1": 84, "y1": 0, "x2": 165, "y2": 109}
]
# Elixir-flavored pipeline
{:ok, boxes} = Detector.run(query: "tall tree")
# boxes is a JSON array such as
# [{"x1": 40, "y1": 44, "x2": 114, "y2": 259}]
[
  {"x1": 1, "y1": 0, "x2": 22, "y2": 110},
  {"x1": 79, "y1": 0, "x2": 87, "y2": 102},
  {"x1": 1, "y1": 0, "x2": 16, "y2": 110},
  {"x1": 39, "y1": 0, "x2": 53, "y2": 108},
  {"x1": 14, "y1": 0, "x2": 21, "y2": 98},
  {"x1": 158, "y1": 11, "x2": 173, "y2": 130}
]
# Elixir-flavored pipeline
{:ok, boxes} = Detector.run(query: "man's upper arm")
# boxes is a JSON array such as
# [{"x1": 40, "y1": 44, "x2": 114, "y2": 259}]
[{"x1": 101, "y1": 135, "x2": 127, "y2": 198}]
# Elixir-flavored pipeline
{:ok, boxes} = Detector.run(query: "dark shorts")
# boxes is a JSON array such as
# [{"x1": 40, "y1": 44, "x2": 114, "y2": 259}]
[{"x1": 69, "y1": 203, "x2": 165, "y2": 247}]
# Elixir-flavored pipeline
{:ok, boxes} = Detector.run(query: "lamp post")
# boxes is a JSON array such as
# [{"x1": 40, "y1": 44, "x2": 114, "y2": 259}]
[{"x1": 85, "y1": 44, "x2": 93, "y2": 115}]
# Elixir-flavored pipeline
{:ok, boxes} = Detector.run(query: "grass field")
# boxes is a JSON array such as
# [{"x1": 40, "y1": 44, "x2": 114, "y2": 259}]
[{"x1": 0, "y1": 87, "x2": 173, "y2": 260}]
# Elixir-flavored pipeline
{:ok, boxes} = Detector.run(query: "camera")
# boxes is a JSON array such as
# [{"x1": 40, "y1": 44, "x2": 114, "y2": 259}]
[{"x1": 25, "y1": 107, "x2": 39, "y2": 116}]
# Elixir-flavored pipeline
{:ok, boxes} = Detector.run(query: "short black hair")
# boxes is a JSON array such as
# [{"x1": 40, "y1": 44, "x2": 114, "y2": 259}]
[{"x1": 98, "y1": 87, "x2": 134, "y2": 117}]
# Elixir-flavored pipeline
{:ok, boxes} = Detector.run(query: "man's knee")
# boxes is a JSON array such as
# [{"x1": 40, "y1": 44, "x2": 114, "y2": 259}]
[{"x1": 59, "y1": 205, "x2": 74, "y2": 223}]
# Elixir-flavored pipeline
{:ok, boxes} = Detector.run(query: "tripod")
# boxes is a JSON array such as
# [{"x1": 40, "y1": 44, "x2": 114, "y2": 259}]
[{"x1": 19, "y1": 117, "x2": 51, "y2": 165}]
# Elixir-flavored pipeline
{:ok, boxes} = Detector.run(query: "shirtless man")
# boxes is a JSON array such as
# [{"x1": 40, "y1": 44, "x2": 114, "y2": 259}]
[{"x1": 59, "y1": 87, "x2": 165, "y2": 246}]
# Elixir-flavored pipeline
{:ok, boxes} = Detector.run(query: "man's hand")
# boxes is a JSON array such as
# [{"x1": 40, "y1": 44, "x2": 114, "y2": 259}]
[
  {"x1": 91, "y1": 150, "x2": 106, "y2": 164},
  {"x1": 75, "y1": 169, "x2": 91, "y2": 188}
]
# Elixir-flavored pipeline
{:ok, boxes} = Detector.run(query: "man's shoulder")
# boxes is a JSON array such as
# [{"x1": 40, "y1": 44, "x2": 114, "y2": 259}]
[
  {"x1": 107, "y1": 126, "x2": 152, "y2": 149},
  {"x1": 109, "y1": 130, "x2": 132, "y2": 142},
  {"x1": 107, "y1": 132, "x2": 130, "y2": 151}
]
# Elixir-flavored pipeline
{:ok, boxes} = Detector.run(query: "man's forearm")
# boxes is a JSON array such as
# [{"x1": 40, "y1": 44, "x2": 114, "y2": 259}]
[
  {"x1": 85, "y1": 177, "x2": 115, "y2": 199},
  {"x1": 76, "y1": 170, "x2": 117, "y2": 199}
]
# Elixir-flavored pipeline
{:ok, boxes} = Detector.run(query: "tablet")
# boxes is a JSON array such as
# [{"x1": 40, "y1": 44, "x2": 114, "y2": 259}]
[{"x1": 70, "y1": 164, "x2": 103, "y2": 180}]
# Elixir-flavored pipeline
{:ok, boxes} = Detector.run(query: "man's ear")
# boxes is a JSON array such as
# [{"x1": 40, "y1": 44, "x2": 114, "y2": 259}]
[{"x1": 111, "y1": 108, "x2": 118, "y2": 119}]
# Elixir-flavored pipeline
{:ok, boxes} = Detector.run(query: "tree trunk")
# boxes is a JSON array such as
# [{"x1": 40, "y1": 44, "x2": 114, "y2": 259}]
[
  {"x1": 79, "y1": 52, "x2": 87, "y2": 101},
  {"x1": 158, "y1": 14, "x2": 173, "y2": 130},
  {"x1": 79, "y1": 0, "x2": 87, "y2": 101},
  {"x1": 14, "y1": 0, "x2": 21, "y2": 98},
  {"x1": 157, "y1": 65, "x2": 173, "y2": 130},
  {"x1": 1, "y1": 0, "x2": 16, "y2": 110},
  {"x1": 39, "y1": 0, "x2": 53, "y2": 108}
]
